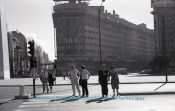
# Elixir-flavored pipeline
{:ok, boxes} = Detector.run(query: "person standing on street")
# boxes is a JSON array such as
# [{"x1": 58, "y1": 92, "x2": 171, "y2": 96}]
[
  {"x1": 48, "y1": 69, "x2": 56, "y2": 93},
  {"x1": 68, "y1": 65, "x2": 81, "y2": 96},
  {"x1": 80, "y1": 65, "x2": 91, "y2": 97},
  {"x1": 99, "y1": 64, "x2": 109, "y2": 98},
  {"x1": 109, "y1": 65, "x2": 119, "y2": 97},
  {"x1": 40, "y1": 68, "x2": 49, "y2": 93}
]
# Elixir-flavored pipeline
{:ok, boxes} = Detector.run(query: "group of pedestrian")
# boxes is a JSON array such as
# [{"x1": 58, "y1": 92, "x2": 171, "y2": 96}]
[
  {"x1": 67, "y1": 65, "x2": 91, "y2": 97},
  {"x1": 99, "y1": 64, "x2": 119, "y2": 97},
  {"x1": 40, "y1": 67, "x2": 56, "y2": 93},
  {"x1": 39, "y1": 64, "x2": 119, "y2": 97},
  {"x1": 65, "y1": 64, "x2": 119, "y2": 98}
]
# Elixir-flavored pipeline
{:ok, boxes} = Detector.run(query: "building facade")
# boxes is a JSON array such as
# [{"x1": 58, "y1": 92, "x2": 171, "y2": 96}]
[
  {"x1": 8, "y1": 31, "x2": 28, "y2": 77},
  {"x1": 151, "y1": 0, "x2": 175, "y2": 71},
  {"x1": 53, "y1": 0, "x2": 155, "y2": 74},
  {"x1": 8, "y1": 31, "x2": 50, "y2": 77}
]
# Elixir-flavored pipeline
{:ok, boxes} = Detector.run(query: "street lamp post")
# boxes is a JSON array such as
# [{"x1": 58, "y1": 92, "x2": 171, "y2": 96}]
[
  {"x1": 98, "y1": 0, "x2": 105, "y2": 65},
  {"x1": 162, "y1": 15, "x2": 168, "y2": 82}
]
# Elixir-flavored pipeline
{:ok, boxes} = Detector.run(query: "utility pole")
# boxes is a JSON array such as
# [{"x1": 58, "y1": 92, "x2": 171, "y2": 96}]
[
  {"x1": 98, "y1": 0, "x2": 105, "y2": 65},
  {"x1": 162, "y1": 15, "x2": 168, "y2": 82}
]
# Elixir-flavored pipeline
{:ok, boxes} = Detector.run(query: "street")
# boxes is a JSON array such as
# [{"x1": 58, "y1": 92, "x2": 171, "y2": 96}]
[
  {"x1": 13, "y1": 95, "x2": 175, "y2": 111},
  {"x1": 1, "y1": 85, "x2": 174, "y2": 111},
  {"x1": 0, "y1": 74, "x2": 175, "y2": 111}
]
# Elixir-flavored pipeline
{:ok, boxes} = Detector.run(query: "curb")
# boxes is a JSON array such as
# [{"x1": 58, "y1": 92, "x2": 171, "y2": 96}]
[{"x1": 119, "y1": 92, "x2": 175, "y2": 95}]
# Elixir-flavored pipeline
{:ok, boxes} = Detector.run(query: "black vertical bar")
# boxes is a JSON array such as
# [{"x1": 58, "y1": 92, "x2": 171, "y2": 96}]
[
  {"x1": 16, "y1": 46, "x2": 19, "y2": 74},
  {"x1": 162, "y1": 15, "x2": 168, "y2": 82},
  {"x1": 98, "y1": 7, "x2": 102, "y2": 65},
  {"x1": 33, "y1": 78, "x2": 35, "y2": 98}
]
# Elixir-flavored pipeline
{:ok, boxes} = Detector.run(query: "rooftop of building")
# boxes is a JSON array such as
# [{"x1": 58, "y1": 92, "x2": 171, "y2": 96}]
[
  {"x1": 151, "y1": 0, "x2": 175, "y2": 8},
  {"x1": 53, "y1": 0, "x2": 153, "y2": 31}
]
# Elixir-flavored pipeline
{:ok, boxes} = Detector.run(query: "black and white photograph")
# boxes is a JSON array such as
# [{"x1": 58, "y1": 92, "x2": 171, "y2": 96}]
[{"x1": 0, "y1": 0, "x2": 175, "y2": 111}]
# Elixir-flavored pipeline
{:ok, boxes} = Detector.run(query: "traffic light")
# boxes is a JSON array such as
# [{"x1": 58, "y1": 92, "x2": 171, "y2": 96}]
[
  {"x1": 30, "y1": 57, "x2": 37, "y2": 68},
  {"x1": 28, "y1": 40, "x2": 34, "y2": 57}
]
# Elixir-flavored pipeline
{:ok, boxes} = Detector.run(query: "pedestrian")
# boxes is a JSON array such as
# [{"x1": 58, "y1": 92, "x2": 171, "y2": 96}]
[
  {"x1": 67, "y1": 65, "x2": 81, "y2": 96},
  {"x1": 62, "y1": 71, "x2": 67, "y2": 80},
  {"x1": 48, "y1": 69, "x2": 56, "y2": 93},
  {"x1": 80, "y1": 65, "x2": 91, "y2": 97},
  {"x1": 98, "y1": 64, "x2": 109, "y2": 98},
  {"x1": 40, "y1": 68, "x2": 49, "y2": 93},
  {"x1": 109, "y1": 65, "x2": 119, "y2": 97},
  {"x1": 63, "y1": 67, "x2": 68, "y2": 80}
]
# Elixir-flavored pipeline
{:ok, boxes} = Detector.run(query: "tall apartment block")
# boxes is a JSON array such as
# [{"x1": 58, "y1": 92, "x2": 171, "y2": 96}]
[
  {"x1": 151, "y1": 0, "x2": 175, "y2": 70},
  {"x1": 53, "y1": 0, "x2": 155, "y2": 74}
]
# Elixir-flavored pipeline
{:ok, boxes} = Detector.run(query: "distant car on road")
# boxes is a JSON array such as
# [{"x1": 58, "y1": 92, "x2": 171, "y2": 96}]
[
  {"x1": 138, "y1": 70, "x2": 152, "y2": 74},
  {"x1": 114, "y1": 68, "x2": 128, "y2": 75}
]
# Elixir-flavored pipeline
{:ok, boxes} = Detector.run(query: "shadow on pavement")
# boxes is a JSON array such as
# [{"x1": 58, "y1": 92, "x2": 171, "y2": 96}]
[
  {"x1": 0, "y1": 101, "x2": 9, "y2": 105},
  {"x1": 86, "y1": 97, "x2": 117, "y2": 104},
  {"x1": 50, "y1": 96, "x2": 73, "y2": 102},
  {"x1": 0, "y1": 98, "x2": 16, "y2": 105},
  {"x1": 0, "y1": 99, "x2": 24, "y2": 111},
  {"x1": 154, "y1": 83, "x2": 166, "y2": 91},
  {"x1": 61, "y1": 96, "x2": 82, "y2": 103},
  {"x1": 96, "y1": 97, "x2": 115, "y2": 103}
]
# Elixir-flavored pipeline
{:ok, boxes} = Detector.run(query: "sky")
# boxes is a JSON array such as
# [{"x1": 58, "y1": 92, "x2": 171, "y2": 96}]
[{"x1": 4, "y1": 0, "x2": 154, "y2": 61}]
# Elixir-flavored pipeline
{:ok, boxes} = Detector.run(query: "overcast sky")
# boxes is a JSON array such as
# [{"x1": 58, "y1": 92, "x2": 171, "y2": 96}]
[{"x1": 4, "y1": 0, "x2": 154, "y2": 61}]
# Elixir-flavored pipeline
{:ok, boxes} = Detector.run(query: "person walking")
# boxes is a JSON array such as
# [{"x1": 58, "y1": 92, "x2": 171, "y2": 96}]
[
  {"x1": 67, "y1": 65, "x2": 81, "y2": 96},
  {"x1": 109, "y1": 65, "x2": 119, "y2": 97},
  {"x1": 40, "y1": 68, "x2": 49, "y2": 93},
  {"x1": 62, "y1": 70, "x2": 67, "y2": 80},
  {"x1": 98, "y1": 64, "x2": 109, "y2": 98},
  {"x1": 80, "y1": 65, "x2": 91, "y2": 97}
]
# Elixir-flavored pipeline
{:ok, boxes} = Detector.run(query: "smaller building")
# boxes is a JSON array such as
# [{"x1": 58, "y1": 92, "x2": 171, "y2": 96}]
[
  {"x1": 8, "y1": 31, "x2": 27, "y2": 77},
  {"x1": 8, "y1": 31, "x2": 50, "y2": 77}
]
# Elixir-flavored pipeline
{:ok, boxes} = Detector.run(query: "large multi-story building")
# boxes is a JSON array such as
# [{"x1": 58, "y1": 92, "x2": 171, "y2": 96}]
[
  {"x1": 53, "y1": 0, "x2": 155, "y2": 74},
  {"x1": 151, "y1": 0, "x2": 175, "y2": 71}
]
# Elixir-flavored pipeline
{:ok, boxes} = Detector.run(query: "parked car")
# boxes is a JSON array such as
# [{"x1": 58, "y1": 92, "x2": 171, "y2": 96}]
[
  {"x1": 138, "y1": 70, "x2": 152, "y2": 74},
  {"x1": 114, "y1": 68, "x2": 128, "y2": 75}
]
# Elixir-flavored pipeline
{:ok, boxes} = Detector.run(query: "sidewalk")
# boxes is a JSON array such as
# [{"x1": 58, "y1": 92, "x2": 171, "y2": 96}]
[
  {"x1": 34, "y1": 83, "x2": 175, "y2": 97},
  {"x1": 1, "y1": 74, "x2": 175, "y2": 86},
  {"x1": 1, "y1": 77, "x2": 175, "y2": 111},
  {"x1": 0, "y1": 75, "x2": 175, "y2": 95},
  {"x1": 9, "y1": 84, "x2": 175, "y2": 111}
]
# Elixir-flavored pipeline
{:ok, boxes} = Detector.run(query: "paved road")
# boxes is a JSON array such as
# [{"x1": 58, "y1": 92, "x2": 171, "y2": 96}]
[
  {"x1": 5, "y1": 85, "x2": 175, "y2": 111},
  {"x1": 1, "y1": 74, "x2": 175, "y2": 111},
  {"x1": 1, "y1": 74, "x2": 175, "y2": 86},
  {"x1": 13, "y1": 95, "x2": 175, "y2": 111}
]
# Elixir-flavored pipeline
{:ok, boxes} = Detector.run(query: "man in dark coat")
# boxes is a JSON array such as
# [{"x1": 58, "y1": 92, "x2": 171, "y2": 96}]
[{"x1": 98, "y1": 64, "x2": 109, "y2": 98}]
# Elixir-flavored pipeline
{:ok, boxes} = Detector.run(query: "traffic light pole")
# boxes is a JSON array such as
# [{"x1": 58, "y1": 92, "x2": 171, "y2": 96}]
[
  {"x1": 28, "y1": 40, "x2": 37, "y2": 98},
  {"x1": 33, "y1": 77, "x2": 36, "y2": 98}
]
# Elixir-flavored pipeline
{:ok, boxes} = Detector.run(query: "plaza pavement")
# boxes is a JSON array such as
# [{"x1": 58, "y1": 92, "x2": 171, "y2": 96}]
[{"x1": 1, "y1": 74, "x2": 175, "y2": 111}]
